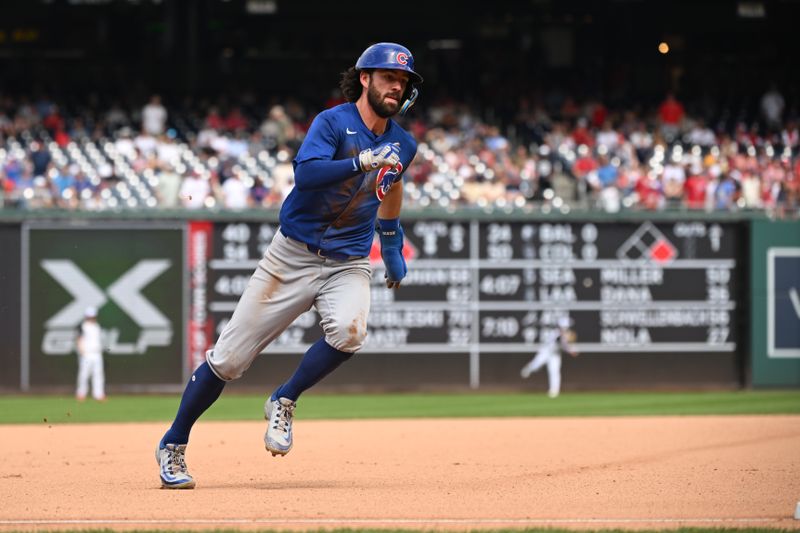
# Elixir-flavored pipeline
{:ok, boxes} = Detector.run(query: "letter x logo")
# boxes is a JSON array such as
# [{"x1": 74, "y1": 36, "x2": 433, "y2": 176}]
[{"x1": 41, "y1": 260, "x2": 171, "y2": 329}]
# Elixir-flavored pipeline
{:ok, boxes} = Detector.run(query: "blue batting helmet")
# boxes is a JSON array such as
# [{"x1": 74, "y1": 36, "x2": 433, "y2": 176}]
[{"x1": 355, "y1": 42, "x2": 423, "y2": 85}]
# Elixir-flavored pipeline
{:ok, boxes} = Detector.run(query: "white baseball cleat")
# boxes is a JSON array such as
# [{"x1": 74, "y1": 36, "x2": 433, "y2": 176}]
[
  {"x1": 264, "y1": 397, "x2": 296, "y2": 456},
  {"x1": 155, "y1": 443, "x2": 195, "y2": 489},
  {"x1": 520, "y1": 365, "x2": 532, "y2": 379}
]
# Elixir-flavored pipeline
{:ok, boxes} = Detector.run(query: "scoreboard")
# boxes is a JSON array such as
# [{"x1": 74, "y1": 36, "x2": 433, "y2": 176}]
[{"x1": 189, "y1": 219, "x2": 739, "y2": 367}]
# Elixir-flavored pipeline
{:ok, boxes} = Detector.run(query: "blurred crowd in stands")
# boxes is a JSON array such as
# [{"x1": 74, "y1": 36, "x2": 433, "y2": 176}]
[{"x1": 0, "y1": 88, "x2": 798, "y2": 216}]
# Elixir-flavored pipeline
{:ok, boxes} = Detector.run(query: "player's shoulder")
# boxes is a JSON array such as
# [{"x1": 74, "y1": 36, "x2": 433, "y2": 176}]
[
  {"x1": 306, "y1": 104, "x2": 347, "y2": 129},
  {"x1": 304, "y1": 105, "x2": 353, "y2": 142},
  {"x1": 317, "y1": 103, "x2": 352, "y2": 123}
]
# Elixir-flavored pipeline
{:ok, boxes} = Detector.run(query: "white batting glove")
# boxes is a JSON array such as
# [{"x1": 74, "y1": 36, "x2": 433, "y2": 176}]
[{"x1": 358, "y1": 143, "x2": 401, "y2": 173}]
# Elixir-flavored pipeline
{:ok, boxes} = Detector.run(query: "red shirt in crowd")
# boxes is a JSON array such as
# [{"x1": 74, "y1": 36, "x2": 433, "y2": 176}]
[
  {"x1": 55, "y1": 129, "x2": 70, "y2": 148},
  {"x1": 324, "y1": 95, "x2": 346, "y2": 109},
  {"x1": 659, "y1": 96, "x2": 685, "y2": 125},
  {"x1": 591, "y1": 103, "x2": 608, "y2": 129},
  {"x1": 684, "y1": 173, "x2": 708, "y2": 209},
  {"x1": 205, "y1": 111, "x2": 224, "y2": 130},
  {"x1": 636, "y1": 175, "x2": 663, "y2": 209},
  {"x1": 224, "y1": 109, "x2": 248, "y2": 131},
  {"x1": 572, "y1": 125, "x2": 593, "y2": 147},
  {"x1": 792, "y1": 159, "x2": 800, "y2": 185},
  {"x1": 573, "y1": 155, "x2": 598, "y2": 177},
  {"x1": 43, "y1": 110, "x2": 64, "y2": 133}
]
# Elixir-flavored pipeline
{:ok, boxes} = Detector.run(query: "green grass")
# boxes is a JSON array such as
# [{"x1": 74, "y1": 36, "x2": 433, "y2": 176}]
[{"x1": 0, "y1": 390, "x2": 798, "y2": 425}]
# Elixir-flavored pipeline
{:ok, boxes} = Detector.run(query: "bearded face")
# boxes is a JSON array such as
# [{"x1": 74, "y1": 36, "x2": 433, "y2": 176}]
[
  {"x1": 365, "y1": 70, "x2": 408, "y2": 118},
  {"x1": 367, "y1": 78, "x2": 401, "y2": 118}
]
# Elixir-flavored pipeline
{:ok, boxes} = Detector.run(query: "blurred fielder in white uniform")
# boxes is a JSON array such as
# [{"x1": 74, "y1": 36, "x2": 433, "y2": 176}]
[
  {"x1": 520, "y1": 317, "x2": 578, "y2": 398},
  {"x1": 75, "y1": 306, "x2": 105, "y2": 401}
]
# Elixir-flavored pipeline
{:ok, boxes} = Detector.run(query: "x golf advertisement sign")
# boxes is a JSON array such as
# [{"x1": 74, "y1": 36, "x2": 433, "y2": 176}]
[{"x1": 24, "y1": 224, "x2": 184, "y2": 389}]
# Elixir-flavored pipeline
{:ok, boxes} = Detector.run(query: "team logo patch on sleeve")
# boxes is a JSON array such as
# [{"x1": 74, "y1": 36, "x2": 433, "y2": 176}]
[{"x1": 376, "y1": 162, "x2": 403, "y2": 201}]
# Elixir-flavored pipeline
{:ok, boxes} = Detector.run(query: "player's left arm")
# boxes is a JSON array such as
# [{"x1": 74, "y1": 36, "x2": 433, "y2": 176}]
[
  {"x1": 378, "y1": 138, "x2": 414, "y2": 216},
  {"x1": 378, "y1": 178, "x2": 403, "y2": 219},
  {"x1": 377, "y1": 180, "x2": 406, "y2": 289},
  {"x1": 560, "y1": 331, "x2": 579, "y2": 357}
]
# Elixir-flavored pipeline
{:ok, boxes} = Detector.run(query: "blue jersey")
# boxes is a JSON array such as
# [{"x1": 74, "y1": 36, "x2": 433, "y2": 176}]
[{"x1": 279, "y1": 103, "x2": 417, "y2": 257}]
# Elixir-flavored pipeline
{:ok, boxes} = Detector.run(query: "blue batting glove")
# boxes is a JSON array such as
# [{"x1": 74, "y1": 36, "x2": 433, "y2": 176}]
[{"x1": 378, "y1": 218, "x2": 407, "y2": 289}]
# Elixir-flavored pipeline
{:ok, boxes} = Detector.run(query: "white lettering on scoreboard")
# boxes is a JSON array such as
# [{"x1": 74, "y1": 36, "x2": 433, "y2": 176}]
[{"x1": 206, "y1": 221, "x2": 738, "y2": 354}]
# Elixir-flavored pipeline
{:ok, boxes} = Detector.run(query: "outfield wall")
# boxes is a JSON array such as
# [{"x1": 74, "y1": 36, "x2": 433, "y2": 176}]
[
  {"x1": 750, "y1": 219, "x2": 800, "y2": 387},
  {"x1": 0, "y1": 209, "x2": 796, "y2": 392},
  {"x1": 0, "y1": 224, "x2": 21, "y2": 390}
]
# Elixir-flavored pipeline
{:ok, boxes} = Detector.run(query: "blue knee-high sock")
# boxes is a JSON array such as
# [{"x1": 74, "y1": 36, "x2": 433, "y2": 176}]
[
  {"x1": 160, "y1": 362, "x2": 226, "y2": 447},
  {"x1": 272, "y1": 338, "x2": 353, "y2": 401}
]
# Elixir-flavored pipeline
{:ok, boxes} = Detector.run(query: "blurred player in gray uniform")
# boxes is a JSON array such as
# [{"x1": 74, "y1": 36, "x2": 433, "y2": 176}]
[
  {"x1": 520, "y1": 317, "x2": 578, "y2": 398},
  {"x1": 75, "y1": 306, "x2": 105, "y2": 401},
  {"x1": 156, "y1": 42, "x2": 422, "y2": 489}
]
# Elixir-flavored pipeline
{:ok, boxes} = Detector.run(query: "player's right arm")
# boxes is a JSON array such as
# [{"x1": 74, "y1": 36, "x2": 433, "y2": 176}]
[
  {"x1": 292, "y1": 111, "x2": 355, "y2": 191},
  {"x1": 76, "y1": 325, "x2": 85, "y2": 356},
  {"x1": 293, "y1": 112, "x2": 399, "y2": 191}
]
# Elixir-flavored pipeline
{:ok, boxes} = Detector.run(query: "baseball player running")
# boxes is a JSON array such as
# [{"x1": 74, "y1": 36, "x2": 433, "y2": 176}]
[
  {"x1": 156, "y1": 42, "x2": 422, "y2": 489},
  {"x1": 520, "y1": 317, "x2": 578, "y2": 398}
]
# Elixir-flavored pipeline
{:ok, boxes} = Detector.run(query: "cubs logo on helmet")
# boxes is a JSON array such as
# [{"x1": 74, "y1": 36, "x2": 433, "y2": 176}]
[
  {"x1": 376, "y1": 162, "x2": 403, "y2": 201},
  {"x1": 355, "y1": 42, "x2": 423, "y2": 85}
]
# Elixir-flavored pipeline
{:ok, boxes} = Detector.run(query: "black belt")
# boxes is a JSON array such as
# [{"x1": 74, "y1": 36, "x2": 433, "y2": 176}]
[{"x1": 306, "y1": 244, "x2": 362, "y2": 262}]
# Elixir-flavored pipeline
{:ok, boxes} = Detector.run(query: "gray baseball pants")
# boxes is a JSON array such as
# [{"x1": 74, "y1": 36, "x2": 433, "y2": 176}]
[{"x1": 207, "y1": 229, "x2": 371, "y2": 381}]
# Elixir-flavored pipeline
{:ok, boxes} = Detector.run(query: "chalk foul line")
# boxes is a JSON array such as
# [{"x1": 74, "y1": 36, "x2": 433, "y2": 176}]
[{"x1": 0, "y1": 517, "x2": 782, "y2": 525}]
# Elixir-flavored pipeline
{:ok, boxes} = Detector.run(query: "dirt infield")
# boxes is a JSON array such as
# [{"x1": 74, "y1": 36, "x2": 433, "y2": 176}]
[{"x1": 1, "y1": 415, "x2": 799, "y2": 531}]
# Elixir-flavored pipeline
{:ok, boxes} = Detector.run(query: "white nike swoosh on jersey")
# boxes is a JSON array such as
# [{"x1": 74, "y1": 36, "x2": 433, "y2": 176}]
[{"x1": 346, "y1": 128, "x2": 357, "y2": 135}]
